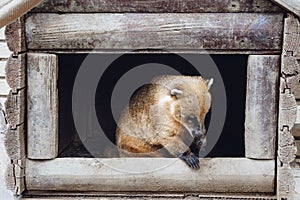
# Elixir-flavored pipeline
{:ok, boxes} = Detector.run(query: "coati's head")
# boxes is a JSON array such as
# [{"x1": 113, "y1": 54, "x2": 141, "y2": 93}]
[{"x1": 168, "y1": 78, "x2": 213, "y2": 138}]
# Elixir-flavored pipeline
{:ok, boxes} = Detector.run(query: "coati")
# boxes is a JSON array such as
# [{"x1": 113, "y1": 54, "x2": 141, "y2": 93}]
[{"x1": 116, "y1": 75, "x2": 213, "y2": 169}]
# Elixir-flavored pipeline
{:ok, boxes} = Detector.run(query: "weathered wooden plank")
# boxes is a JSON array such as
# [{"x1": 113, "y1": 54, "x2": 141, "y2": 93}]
[
  {"x1": 245, "y1": 55, "x2": 279, "y2": 159},
  {"x1": 296, "y1": 105, "x2": 300, "y2": 124},
  {"x1": 0, "y1": 43, "x2": 10, "y2": 58},
  {"x1": 271, "y1": 0, "x2": 300, "y2": 18},
  {"x1": 278, "y1": 83, "x2": 298, "y2": 130},
  {"x1": 292, "y1": 124, "x2": 300, "y2": 137},
  {"x1": 0, "y1": 0, "x2": 42, "y2": 29},
  {"x1": 296, "y1": 140, "x2": 300, "y2": 157},
  {"x1": 277, "y1": 13, "x2": 300, "y2": 199},
  {"x1": 32, "y1": 0, "x2": 284, "y2": 13},
  {"x1": 5, "y1": 157, "x2": 26, "y2": 195},
  {"x1": 282, "y1": 14, "x2": 300, "y2": 56},
  {"x1": 5, "y1": 89, "x2": 25, "y2": 129},
  {"x1": 27, "y1": 53, "x2": 58, "y2": 159},
  {"x1": 26, "y1": 158, "x2": 275, "y2": 193},
  {"x1": 5, "y1": 54, "x2": 26, "y2": 93},
  {"x1": 281, "y1": 56, "x2": 300, "y2": 94},
  {"x1": 293, "y1": 81, "x2": 300, "y2": 99},
  {"x1": 0, "y1": 78, "x2": 10, "y2": 96},
  {"x1": 28, "y1": 49, "x2": 282, "y2": 55},
  {"x1": 25, "y1": 13, "x2": 283, "y2": 51},
  {"x1": 5, "y1": 17, "x2": 26, "y2": 55},
  {"x1": 278, "y1": 167, "x2": 296, "y2": 198},
  {"x1": 279, "y1": 127, "x2": 298, "y2": 163},
  {"x1": 4, "y1": 124, "x2": 25, "y2": 160},
  {"x1": 11, "y1": 194, "x2": 280, "y2": 200}
]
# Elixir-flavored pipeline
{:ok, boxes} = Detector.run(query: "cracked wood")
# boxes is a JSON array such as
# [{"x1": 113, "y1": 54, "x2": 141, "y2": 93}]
[
  {"x1": 245, "y1": 55, "x2": 279, "y2": 159},
  {"x1": 27, "y1": 53, "x2": 58, "y2": 159},
  {"x1": 25, "y1": 13, "x2": 283, "y2": 51}
]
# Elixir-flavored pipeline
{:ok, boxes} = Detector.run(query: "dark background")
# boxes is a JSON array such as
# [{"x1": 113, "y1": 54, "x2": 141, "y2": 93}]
[{"x1": 58, "y1": 54, "x2": 247, "y2": 157}]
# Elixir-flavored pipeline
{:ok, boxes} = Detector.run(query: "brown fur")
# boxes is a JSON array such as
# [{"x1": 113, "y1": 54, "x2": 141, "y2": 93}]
[{"x1": 116, "y1": 75, "x2": 212, "y2": 163}]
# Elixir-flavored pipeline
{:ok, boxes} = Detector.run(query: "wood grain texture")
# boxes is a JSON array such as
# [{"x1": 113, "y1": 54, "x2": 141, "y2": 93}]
[
  {"x1": 4, "y1": 163, "x2": 15, "y2": 191},
  {"x1": 4, "y1": 124, "x2": 25, "y2": 160},
  {"x1": 32, "y1": 0, "x2": 284, "y2": 13},
  {"x1": 245, "y1": 55, "x2": 279, "y2": 159},
  {"x1": 5, "y1": 54, "x2": 26, "y2": 93},
  {"x1": 277, "y1": 13, "x2": 300, "y2": 199},
  {"x1": 27, "y1": 53, "x2": 58, "y2": 159},
  {"x1": 26, "y1": 158, "x2": 275, "y2": 193},
  {"x1": 0, "y1": 0, "x2": 42, "y2": 29},
  {"x1": 296, "y1": 140, "x2": 300, "y2": 157},
  {"x1": 279, "y1": 127, "x2": 297, "y2": 163},
  {"x1": 278, "y1": 167, "x2": 296, "y2": 198},
  {"x1": 271, "y1": 0, "x2": 300, "y2": 17},
  {"x1": 278, "y1": 87, "x2": 298, "y2": 130},
  {"x1": 25, "y1": 13, "x2": 283, "y2": 51},
  {"x1": 4, "y1": 17, "x2": 26, "y2": 56},
  {"x1": 4, "y1": 157, "x2": 26, "y2": 195},
  {"x1": 281, "y1": 56, "x2": 300, "y2": 94},
  {"x1": 282, "y1": 14, "x2": 300, "y2": 56},
  {"x1": 4, "y1": 89, "x2": 25, "y2": 129}
]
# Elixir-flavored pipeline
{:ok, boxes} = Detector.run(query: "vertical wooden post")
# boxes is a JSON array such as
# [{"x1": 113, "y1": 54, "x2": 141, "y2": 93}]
[
  {"x1": 245, "y1": 55, "x2": 279, "y2": 159},
  {"x1": 27, "y1": 53, "x2": 58, "y2": 159},
  {"x1": 277, "y1": 13, "x2": 300, "y2": 199}
]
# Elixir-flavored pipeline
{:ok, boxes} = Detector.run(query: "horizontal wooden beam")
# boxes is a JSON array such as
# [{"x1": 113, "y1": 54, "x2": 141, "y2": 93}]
[
  {"x1": 31, "y1": 0, "x2": 284, "y2": 13},
  {"x1": 26, "y1": 158, "x2": 275, "y2": 193},
  {"x1": 25, "y1": 13, "x2": 283, "y2": 51},
  {"x1": 27, "y1": 49, "x2": 282, "y2": 55}
]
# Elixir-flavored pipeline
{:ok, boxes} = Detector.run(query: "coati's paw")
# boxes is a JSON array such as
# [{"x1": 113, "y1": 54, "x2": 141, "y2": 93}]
[{"x1": 179, "y1": 151, "x2": 200, "y2": 169}]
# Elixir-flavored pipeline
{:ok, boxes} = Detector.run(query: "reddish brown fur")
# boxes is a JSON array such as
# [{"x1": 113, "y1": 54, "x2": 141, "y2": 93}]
[{"x1": 116, "y1": 75, "x2": 212, "y2": 159}]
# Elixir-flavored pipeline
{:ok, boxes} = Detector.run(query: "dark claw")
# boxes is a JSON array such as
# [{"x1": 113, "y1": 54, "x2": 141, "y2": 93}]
[{"x1": 179, "y1": 151, "x2": 200, "y2": 169}]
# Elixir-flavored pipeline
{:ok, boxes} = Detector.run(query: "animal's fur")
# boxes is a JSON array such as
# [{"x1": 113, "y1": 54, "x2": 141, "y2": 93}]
[{"x1": 116, "y1": 75, "x2": 212, "y2": 169}]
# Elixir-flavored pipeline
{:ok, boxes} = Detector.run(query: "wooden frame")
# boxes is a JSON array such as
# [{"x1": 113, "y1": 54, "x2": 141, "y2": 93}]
[
  {"x1": 26, "y1": 158, "x2": 274, "y2": 193},
  {"x1": 2, "y1": 2, "x2": 300, "y2": 199}
]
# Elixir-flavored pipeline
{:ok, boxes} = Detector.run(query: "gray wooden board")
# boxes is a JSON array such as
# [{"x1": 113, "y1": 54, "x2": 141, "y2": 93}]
[
  {"x1": 26, "y1": 158, "x2": 275, "y2": 193},
  {"x1": 32, "y1": 0, "x2": 284, "y2": 13},
  {"x1": 25, "y1": 13, "x2": 283, "y2": 51},
  {"x1": 271, "y1": 0, "x2": 300, "y2": 18},
  {"x1": 27, "y1": 53, "x2": 58, "y2": 159},
  {"x1": 245, "y1": 55, "x2": 279, "y2": 159}
]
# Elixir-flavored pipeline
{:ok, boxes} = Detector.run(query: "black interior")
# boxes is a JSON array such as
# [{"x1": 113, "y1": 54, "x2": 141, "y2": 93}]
[{"x1": 58, "y1": 54, "x2": 247, "y2": 157}]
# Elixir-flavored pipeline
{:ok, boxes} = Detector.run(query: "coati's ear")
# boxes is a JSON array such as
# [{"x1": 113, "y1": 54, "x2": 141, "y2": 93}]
[
  {"x1": 170, "y1": 88, "x2": 183, "y2": 97},
  {"x1": 206, "y1": 78, "x2": 213, "y2": 89}
]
